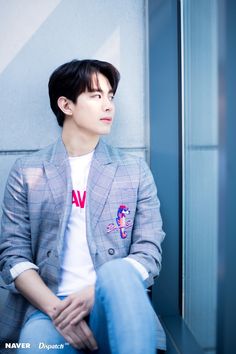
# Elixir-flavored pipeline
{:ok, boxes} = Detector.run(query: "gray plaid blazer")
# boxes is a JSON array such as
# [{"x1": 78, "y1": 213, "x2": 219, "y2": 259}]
[{"x1": 0, "y1": 137, "x2": 166, "y2": 350}]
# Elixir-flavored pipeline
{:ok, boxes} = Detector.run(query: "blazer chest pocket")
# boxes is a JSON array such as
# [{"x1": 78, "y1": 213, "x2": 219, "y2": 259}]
[{"x1": 96, "y1": 207, "x2": 134, "y2": 252}]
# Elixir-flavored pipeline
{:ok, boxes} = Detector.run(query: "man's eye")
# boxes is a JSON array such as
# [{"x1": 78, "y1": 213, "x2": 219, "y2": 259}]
[
  {"x1": 92, "y1": 94, "x2": 101, "y2": 98},
  {"x1": 109, "y1": 95, "x2": 115, "y2": 101}
]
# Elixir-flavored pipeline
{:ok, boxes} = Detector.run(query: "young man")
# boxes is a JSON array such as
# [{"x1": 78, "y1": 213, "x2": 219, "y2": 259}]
[{"x1": 0, "y1": 59, "x2": 166, "y2": 353}]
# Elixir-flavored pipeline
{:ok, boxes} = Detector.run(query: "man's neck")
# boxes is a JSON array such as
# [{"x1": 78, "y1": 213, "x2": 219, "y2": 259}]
[{"x1": 62, "y1": 126, "x2": 99, "y2": 157}]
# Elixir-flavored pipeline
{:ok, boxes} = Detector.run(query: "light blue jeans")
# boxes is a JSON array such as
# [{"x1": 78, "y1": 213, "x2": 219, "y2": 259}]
[{"x1": 18, "y1": 259, "x2": 157, "y2": 354}]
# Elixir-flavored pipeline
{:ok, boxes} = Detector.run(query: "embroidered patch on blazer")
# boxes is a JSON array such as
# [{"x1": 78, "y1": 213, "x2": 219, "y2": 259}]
[{"x1": 106, "y1": 205, "x2": 132, "y2": 239}]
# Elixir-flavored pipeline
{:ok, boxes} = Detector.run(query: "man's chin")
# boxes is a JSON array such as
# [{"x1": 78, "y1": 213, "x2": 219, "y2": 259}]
[{"x1": 100, "y1": 128, "x2": 112, "y2": 136}]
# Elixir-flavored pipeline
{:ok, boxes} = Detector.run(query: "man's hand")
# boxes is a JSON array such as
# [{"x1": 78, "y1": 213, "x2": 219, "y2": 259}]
[
  {"x1": 52, "y1": 285, "x2": 95, "y2": 328},
  {"x1": 14, "y1": 271, "x2": 97, "y2": 350},
  {"x1": 56, "y1": 319, "x2": 98, "y2": 351},
  {"x1": 51, "y1": 286, "x2": 97, "y2": 350}
]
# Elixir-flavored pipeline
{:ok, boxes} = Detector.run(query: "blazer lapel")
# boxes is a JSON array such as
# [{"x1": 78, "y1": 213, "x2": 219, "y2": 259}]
[
  {"x1": 43, "y1": 138, "x2": 72, "y2": 255},
  {"x1": 44, "y1": 160, "x2": 68, "y2": 218},
  {"x1": 86, "y1": 140, "x2": 117, "y2": 251}
]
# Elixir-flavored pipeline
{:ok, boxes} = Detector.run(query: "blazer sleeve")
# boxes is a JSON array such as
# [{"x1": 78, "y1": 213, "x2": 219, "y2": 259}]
[
  {"x1": 126, "y1": 158, "x2": 165, "y2": 288},
  {"x1": 0, "y1": 158, "x2": 37, "y2": 289}
]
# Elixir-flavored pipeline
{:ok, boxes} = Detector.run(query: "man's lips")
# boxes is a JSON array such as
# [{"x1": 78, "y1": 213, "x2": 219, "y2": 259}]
[{"x1": 100, "y1": 117, "x2": 112, "y2": 123}]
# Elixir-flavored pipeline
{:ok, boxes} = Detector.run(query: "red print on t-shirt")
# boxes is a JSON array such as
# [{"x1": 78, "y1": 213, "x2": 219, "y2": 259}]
[{"x1": 72, "y1": 190, "x2": 86, "y2": 208}]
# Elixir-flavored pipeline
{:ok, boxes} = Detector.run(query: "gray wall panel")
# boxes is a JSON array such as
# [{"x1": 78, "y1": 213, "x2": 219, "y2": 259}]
[{"x1": 0, "y1": 0, "x2": 147, "y2": 150}]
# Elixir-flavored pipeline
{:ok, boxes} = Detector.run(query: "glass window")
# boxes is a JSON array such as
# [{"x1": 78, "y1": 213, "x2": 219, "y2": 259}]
[{"x1": 181, "y1": 1, "x2": 218, "y2": 353}]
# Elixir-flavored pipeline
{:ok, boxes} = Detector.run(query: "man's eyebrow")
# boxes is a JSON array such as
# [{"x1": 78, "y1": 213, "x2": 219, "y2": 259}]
[{"x1": 89, "y1": 88, "x2": 114, "y2": 94}]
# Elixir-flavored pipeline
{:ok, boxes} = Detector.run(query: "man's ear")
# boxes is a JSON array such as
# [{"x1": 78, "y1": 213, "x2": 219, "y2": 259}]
[{"x1": 57, "y1": 96, "x2": 73, "y2": 116}]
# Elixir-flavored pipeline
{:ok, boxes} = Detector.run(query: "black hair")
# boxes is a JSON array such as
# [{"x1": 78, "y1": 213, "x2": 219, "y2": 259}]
[{"x1": 48, "y1": 59, "x2": 120, "y2": 127}]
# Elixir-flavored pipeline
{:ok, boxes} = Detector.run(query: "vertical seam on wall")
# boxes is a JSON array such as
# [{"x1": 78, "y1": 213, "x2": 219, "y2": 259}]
[
  {"x1": 180, "y1": 0, "x2": 185, "y2": 318},
  {"x1": 144, "y1": 0, "x2": 150, "y2": 165}
]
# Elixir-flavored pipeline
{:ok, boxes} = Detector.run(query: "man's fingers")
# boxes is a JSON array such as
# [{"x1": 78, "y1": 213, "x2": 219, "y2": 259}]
[
  {"x1": 57, "y1": 326, "x2": 86, "y2": 350},
  {"x1": 70, "y1": 310, "x2": 87, "y2": 325},
  {"x1": 78, "y1": 320, "x2": 98, "y2": 351},
  {"x1": 56, "y1": 319, "x2": 97, "y2": 351},
  {"x1": 54, "y1": 302, "x2": 86, "y2": 328},
  {"x1": 51, "y1": 297, "x2": 72, "y2": 319},
  {"x1": 53, "y1": 306, "x2": 72, "y2": 326},
  {"x1": 57, "y1": 309, "x2": 87, "y2": 329},
  {"x1": 53, "y1": 298, "x2": 79, "y2": 324}
]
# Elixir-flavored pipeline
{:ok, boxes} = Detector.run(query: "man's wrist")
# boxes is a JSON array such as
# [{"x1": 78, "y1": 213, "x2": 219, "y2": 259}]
[{"x1": 46, "y1": 298, "x2": 62, "y2": 319}]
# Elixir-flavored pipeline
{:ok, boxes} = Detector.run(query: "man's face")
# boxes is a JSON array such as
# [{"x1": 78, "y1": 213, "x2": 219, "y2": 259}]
[{"x1": 67, "y1": 73, "x2": 115, "y2": 137}]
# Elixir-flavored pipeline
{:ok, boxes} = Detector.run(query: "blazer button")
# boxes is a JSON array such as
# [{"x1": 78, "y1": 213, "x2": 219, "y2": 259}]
[
  {"x1": 108, "y1": 248, "x2": 115, "y2": 255},
  {"x1": 47, "y1": 250, "x2": 52, "y2": 257}
]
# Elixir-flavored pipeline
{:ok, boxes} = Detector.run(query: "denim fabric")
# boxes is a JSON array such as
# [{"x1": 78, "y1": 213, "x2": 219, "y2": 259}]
[{"x1": 18, "y1": 259, "x2": 158, "y2": 354}]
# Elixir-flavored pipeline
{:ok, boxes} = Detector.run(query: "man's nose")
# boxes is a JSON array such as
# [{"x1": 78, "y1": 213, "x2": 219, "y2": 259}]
[{"x1": 102, "y1": 98, "x2": 113, "y2": 111}]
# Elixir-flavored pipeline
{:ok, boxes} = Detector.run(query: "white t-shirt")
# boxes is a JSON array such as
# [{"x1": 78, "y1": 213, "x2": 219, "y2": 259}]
[{"x1": 57, "y1": 150, "x2": 96, "y2": 295}]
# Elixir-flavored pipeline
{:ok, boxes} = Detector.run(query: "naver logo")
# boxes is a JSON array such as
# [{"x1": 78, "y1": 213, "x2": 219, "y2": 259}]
[{"x1": 4, "y1": 343, "x2": 31, "y2": 349}]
